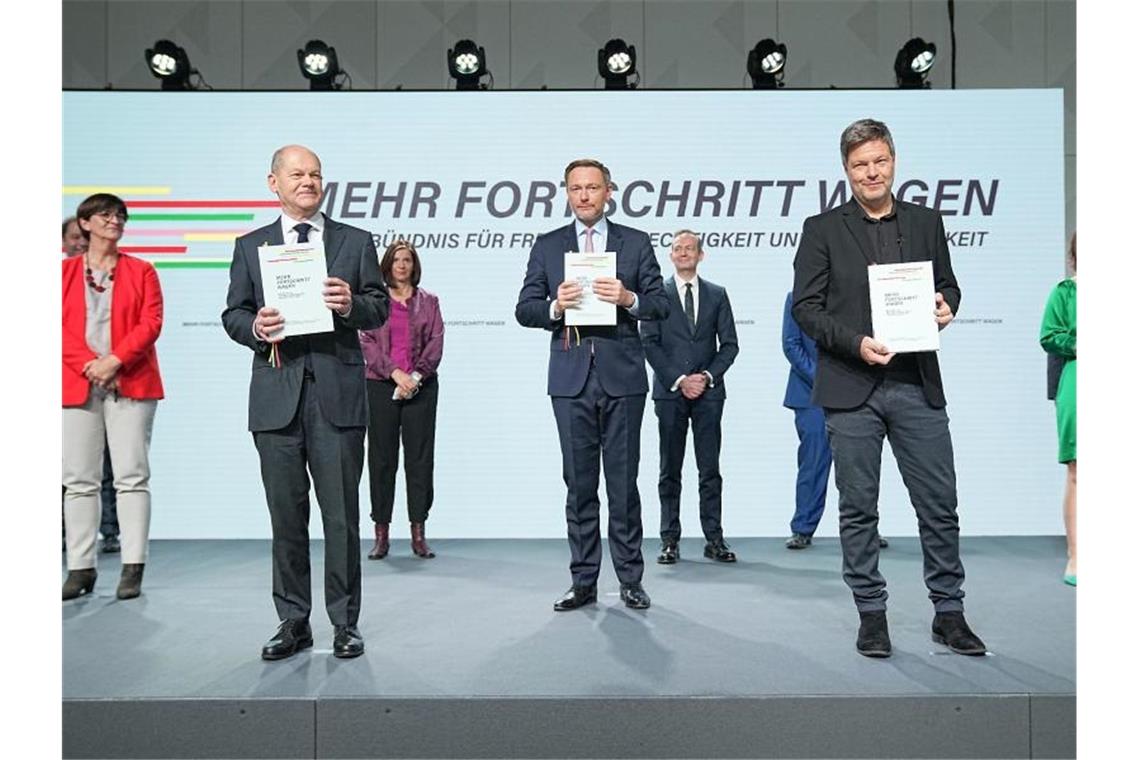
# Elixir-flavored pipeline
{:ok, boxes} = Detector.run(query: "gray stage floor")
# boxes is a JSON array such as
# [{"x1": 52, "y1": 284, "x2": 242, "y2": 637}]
[{"x1": 63, "y1": 536, "x2": 1074, "y2": 700}]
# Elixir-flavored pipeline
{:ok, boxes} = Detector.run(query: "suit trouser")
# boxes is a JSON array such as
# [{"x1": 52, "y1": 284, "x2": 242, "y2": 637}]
[
  {"x1": 62, "y1": 391, "x2": 156, "y2": 569},
  {"x1": 551, "y1": 365, "x2": 646, "y2": 587},
  {"x1": 366, "y1": 376, "x2": 439, "y2": 524},
  {"x1": 655, "y1": 395, "x2": 725, "y2": 542},
  {"x1": 790, "y1": 406, "x2": 832, "y2": 536},
  {"x1": 824, "y1": 379, "x2": 966, "y2": 613},
  {"x1": 253, "y1": 375, "x2": 364, "y2": 626}
]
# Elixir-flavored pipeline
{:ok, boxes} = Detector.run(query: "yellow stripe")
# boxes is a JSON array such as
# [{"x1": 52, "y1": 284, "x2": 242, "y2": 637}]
[
  {"x1": 183, "y1": 233, "x2": 239, "y2": 242},
  {"x1": 63, "y1": 186, "x2": 171, "y2": 195}
]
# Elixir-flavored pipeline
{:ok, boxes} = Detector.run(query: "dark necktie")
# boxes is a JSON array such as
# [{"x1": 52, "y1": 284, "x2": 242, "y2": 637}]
[
  {"x1": 294, "y1": 222, "x2": 313, "y2": 243},
  {"x1": 684, "y1": 282, "x2": 695, "y2": 333}
]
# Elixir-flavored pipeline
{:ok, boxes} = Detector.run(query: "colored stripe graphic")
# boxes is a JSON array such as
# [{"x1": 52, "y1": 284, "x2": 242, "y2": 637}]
[
  {"x1": 130, "y1": 213, "x2": 255, "y2": 221},
  {"x1": 152, "y1": 260, "x2": 230, "y2": 269},
  {"x1": 126, "y1": 200, "x2": 279, "y2": 208},
  {"x1": 119, "y1": 246, "x2": 188, "y2": 255},
  {"x1": 183, "y1": 233, "x2": 241, "y2": 242},
  {"x1": 64, "y1": 186, "x2": 170, "y2": 195},
  {"x1": 124, "y1": 229, "x2": 251, "y2": 238}
]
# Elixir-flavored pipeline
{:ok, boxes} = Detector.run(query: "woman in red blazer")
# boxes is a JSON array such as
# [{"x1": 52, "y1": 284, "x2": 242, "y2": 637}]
[{"x1": 62, "y1": 193, "x2": 164, "y2": 601}]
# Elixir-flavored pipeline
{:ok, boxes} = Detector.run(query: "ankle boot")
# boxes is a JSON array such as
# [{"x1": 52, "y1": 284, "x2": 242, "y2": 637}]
[
  {"x1": 62, "y1": 569, "x2": 97, "y2": 600},
  {"x1": 368, "y1": 523, "x2": 390, "y2": 560},
  {"x1": 410, "y1": 522, "x2": 435, "y2": 558},
  {"x1": 116, "y1": 563, "x2": 145, "y2": 600}
]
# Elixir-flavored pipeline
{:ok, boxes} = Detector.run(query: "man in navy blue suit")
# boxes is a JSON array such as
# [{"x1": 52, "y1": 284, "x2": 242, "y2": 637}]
[
  {"x1": 641, "y1": 231, "x2": 739, "y2": 564},
  {"x1": 782, "y1": 291, "x2": 889, "y2": 551},
  {"x1": 516, "y1": 158, "x2": 669, "y2": 611}
]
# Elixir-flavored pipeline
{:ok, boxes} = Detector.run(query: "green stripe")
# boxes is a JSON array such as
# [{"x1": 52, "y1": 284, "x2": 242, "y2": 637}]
[
  {"x1": 153, "y1": 260, "x2": 231, "y2": 269},
  {"x1": 130, "y1": 213, "x2": 255, "y2": 221}
]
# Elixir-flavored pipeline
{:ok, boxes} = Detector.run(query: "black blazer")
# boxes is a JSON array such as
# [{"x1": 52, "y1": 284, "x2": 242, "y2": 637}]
[
  {"x1": 515, "y1": 220, "x2": 669, "y2": 398},
  {"x1": 641, "y1": 276, "x2": 739, "y2": 401},
  {"x1": 222, "y1": 215, "x2": 388, "y2": 432},
  {"x1": 791, "y1": 198, "x2": 960, "y2": 410}
]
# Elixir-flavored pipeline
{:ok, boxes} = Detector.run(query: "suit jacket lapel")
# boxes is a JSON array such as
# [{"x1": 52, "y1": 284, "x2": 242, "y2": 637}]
[
  {"x1": 696, "y1": 278, "x2": 713, "y2": 334},
  {"x1": 841, "y1": 199, "x2": 878, "y2": 266},
  {"x1": 322, "y1": 214, "x2": 346, "y2": 271}
]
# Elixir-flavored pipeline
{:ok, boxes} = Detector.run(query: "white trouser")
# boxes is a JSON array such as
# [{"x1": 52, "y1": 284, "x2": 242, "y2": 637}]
[{"x1": 62, "y1": 391, "x2": 157, "y2": 569}]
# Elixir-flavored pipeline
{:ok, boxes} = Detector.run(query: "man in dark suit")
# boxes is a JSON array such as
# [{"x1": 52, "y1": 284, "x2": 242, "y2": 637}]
[
  {"x1": 792, "y1": 119, "x2": 986, "y2": 658},
  {"x1": 223, "y1": 144, "x2": 388, "y2": 660},
  {"x1": 516, "y1": 158, "x2": 669, "y2": 611},
  {"x1": 781, "y1": 291, "x2": 889, "y2": 552},
  {"x1": 641, "y1": 230, "x2": 739, "y2": 564}
]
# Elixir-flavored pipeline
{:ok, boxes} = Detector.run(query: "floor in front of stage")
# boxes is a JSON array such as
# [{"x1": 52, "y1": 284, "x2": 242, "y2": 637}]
[{"x1": 62, "y1": 537, "x2": 1076, "y2": 759}]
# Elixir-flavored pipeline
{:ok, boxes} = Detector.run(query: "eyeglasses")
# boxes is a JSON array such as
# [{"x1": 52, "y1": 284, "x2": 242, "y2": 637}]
[
  {"x1": 567, "y1": 184, "x2": 606, "y2": 194},
  {"x1": 94, "y1": 210, "x2": 128, "y2": 222}
]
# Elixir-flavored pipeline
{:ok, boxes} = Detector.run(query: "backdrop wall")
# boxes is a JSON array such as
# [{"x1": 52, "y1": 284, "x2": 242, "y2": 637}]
[{"x1": 63, "y1": 88, "x2": 1064, "y2": 538}]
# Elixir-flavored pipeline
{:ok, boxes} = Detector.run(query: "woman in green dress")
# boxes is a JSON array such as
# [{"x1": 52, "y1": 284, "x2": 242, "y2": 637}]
[{"x1": 1040, "y1": 233, "x2": 1076, "y2": 586}]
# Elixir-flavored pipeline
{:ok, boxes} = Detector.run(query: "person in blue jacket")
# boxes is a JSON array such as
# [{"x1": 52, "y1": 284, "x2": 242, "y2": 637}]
[{"x1": 782, "y1": 290, "x2": 887, "y2": 550}]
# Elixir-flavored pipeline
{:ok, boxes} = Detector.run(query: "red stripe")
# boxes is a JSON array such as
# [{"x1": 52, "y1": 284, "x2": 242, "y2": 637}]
[
  {"x1": 125, "y1": 200, "x2": 280, "y2": 208},
  {"x1": 119, "y1": 246, "x2": 188, "y2": 255}
]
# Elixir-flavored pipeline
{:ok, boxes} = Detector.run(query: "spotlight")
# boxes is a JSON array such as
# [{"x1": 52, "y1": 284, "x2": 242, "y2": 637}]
[
  {"x1": 145, "y1": 40, "x2": 193, "y2": 90},
  {"x1": 895, "y1": 37, "x2": 936, "y2": 88},
  {"x1": 448, "y1": 39, "x2": 488, "y2": 90},
  {"x1": 298, "y1": 40, "x2": 343, "y2": 90},
  {"x1": 747, "y1": 39, "x2": 787, "y2": 89},
  {"x1": 598, "y1": 39, "x2": 637, "y2": 89}
]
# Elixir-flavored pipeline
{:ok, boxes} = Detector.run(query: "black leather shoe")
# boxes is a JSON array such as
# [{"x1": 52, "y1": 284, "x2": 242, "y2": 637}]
[
  {"x1": 62, "y1": 569, "x2": 97, "y2": 601},
  {"x1": 100, "y1": 534, "x2": 121, "y2": 554},
  {"x1": 261, "y1": 619, "x2": 313, "y2": 661},
  {"x1": 785, "y1": 533, "x2": 812, "y2": 550},
  {"x1": 856, "y1": 611, "x2": 892, "y2": 658},
  {"x1": 553, "y1": 585, "x2": 597, "y2": 611},
  {"x1": 703, "y1": 538, "x2": 737, "y2": 562},
  {"x1": 878, "y1": 535, "x2": 889, "y2": 549},
  {"x1": 932, "y1": 611, "x2": 987, "y2": 656},
  {"x1": 619, "y1": 583, "x2": 651, "y2": 609},
  {"x1": 333, "y1": 625, "x2": 365, "y2": 658},
  {"x1": 657, "y1": 540, "x2": 679, "y2": 564}
]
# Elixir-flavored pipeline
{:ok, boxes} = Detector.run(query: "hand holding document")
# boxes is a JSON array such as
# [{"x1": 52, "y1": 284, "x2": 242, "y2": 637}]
[
  {"x1": 563, "y1": 251, "x2": 617, "y2": 326},
  {"x1": 258, "y1": 243, "x2": 334, "y2": 338},
  {"x1": 867, "y1": 261, "x2": 939, "y2": 353}
]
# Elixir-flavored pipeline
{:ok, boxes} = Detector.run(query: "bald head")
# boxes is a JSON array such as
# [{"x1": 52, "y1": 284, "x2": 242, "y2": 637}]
[{"x1": 268, "y1": 145, "x2": 324, "y2": 219}]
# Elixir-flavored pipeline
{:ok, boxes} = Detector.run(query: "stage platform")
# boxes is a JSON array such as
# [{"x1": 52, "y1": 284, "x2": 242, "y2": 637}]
[{"x1": 63, "y1": 537, "x2": 1075, "y2": 759}]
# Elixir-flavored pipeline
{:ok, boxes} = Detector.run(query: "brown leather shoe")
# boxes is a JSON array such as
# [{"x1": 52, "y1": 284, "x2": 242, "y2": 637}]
[
  {"x1": 62, "y1": 568, "x2": 97, "y2": 600},
  {"x1": 367, "y1": 523, "x2": 390, "y2": 560},
  {"x1": 116, "y1": 563, "x2": 145, "y2": 600},
  {"x1": 410, "y1": 522, "x2": 435, "y2": 558}
]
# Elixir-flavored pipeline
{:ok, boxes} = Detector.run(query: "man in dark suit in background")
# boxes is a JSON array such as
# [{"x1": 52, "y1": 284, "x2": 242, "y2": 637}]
[
  {"x1": 223, "y1": 144, "x2": 388, "y2": 660},
  {"x1": 516, "y1": 158, "x2": 669, "y2": 611},
  {"x1": 641, "y1": 230, "x2": 739, "y2": 564},
  {"x1": 781, "y1": 291, "x2": 888, "y2": 552},
  {"x1": 792, "y1": 119, "x2": 986, "y2": 658}
]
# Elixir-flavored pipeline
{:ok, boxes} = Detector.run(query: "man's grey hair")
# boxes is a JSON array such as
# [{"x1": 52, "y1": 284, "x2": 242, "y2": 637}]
[
  {"x1": 840, "y1": 118, "x2": 895, "y2": 165},
  {"x1": 270, "y1": 144, "x2": 319, "y2": 174},
  {"x1": 672, "y1": 229, "x2": 703, "y2": 253}
]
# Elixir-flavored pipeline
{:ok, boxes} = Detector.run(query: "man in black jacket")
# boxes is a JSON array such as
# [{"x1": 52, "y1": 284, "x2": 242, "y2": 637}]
[{"x1": 792, "y1": 119, "x2": 986, "y2": 658}]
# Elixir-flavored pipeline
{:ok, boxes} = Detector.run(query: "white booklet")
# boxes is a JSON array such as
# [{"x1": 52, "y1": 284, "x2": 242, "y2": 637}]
[
  {"x1": 563, "y1": 251, "x2": 617, "y2": 326},
  {"x1": 867, "y1": 261, "x2": 939, "y2": 353},
  {"x1": 258, "y1": 243, "x2": 333, "y2": 337}
]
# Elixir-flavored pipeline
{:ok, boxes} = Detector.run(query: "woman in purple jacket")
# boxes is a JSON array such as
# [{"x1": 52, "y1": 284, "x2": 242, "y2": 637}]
[{"x1": 360, "y1": 241, "x2": 445, "y2": 559}]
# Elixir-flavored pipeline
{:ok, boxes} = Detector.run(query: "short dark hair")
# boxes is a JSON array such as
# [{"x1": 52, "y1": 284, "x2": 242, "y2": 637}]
[
  {"x1": 672, "y1": 229, "x2": 703, "y2": 253},
  {"x1": 75, "y1": 193, "x2": 129, "y2": 240},
  {"x1": 1067, "y1": 231, "x2": 1076, "y2": 274},
  {"x1": 62, "y1": 216, "x2": 78, "y2": 239},
  {"x1": 379, "y1": 240, "x2": 422, "y2": 288},
  {"x1": 564, "y1": 158, "x2": 612, "y2": 188},
  {"x1": 840, "y1": 118, "x2": 896, "y2": 165}
]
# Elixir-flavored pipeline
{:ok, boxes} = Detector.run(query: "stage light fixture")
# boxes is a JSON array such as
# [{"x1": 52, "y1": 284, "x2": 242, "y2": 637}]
[
  {"x1": 747, "y1": 38, "x2": 787, "y2": 89},
  {"x1": 145, "y1": 39, "x2": 193, "y2": 90},
  {"x1": 598, "y1": 39, "x2": 637, "y2": 89},
  {"x1": 298, "y1": 40, "x2": 343, "y2": 90},
  {"x1": 448, "y1": 39, "x2": 489, "y2": 90},
  {"x1": 895, "y1": 37, "x2": 937, "y2": 88}
]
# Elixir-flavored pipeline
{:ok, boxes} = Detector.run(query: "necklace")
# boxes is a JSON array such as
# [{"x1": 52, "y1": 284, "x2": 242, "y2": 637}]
[{"x1": 85, "y1": 255, "x2": 116, "y2": 293}]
